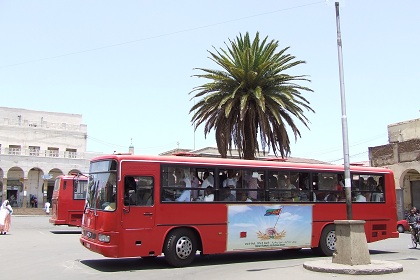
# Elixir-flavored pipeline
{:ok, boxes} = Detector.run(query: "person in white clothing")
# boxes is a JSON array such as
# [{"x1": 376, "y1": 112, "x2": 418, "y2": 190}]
[
  {"x1": 0, "y1": 200, "x2": 13, "y2": 234},
  {"x1": 203, "y1": 187, "x2": 214, "y2": 202},
  {"x1": 354, "y1": 190, "x2": 367, "y2": 202},
  {"x1": 44, "y1": 201, "x2": 51, "y2": 214},
  {"x1": 223, "y1": 169, "x2": 238, "y2": 199},
  {"x1": 201, "y1": 172, "x2": 214, "y2": 188},
  {"x1": 200, "y1": 171, "x2": 214, "y2": 197}
]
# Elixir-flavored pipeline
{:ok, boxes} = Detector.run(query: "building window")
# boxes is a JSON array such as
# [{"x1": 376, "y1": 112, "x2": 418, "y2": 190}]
[
  {"x1": 8, "y1": 145, "x2": 21, "y2": 155},
  {"x1": 66, "y1": 148, "x2": 77, "y2": 158},
  {"x1": 47, "y1": 147, "x2": 59, "y2": 157},
  {"x1": 29, "y1": 146, "x2": 40, "y2": 156}
]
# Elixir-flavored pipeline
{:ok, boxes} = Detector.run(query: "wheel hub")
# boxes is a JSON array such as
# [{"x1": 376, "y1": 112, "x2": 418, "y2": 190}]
[
  {"x1": 175, "y1": 236, "x2": 193, "y2": 259},
  {"x1": 326, "y1": 231, "x2": 336, "y2": 251}
]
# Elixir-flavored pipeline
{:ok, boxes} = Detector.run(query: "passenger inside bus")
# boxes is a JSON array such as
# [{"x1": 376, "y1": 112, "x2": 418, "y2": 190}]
[
  {"x1": 176, "y1": 180, "x2": 191, "y2": 202},
  {"x1": 222, "y1": 187, "x2": 235, "y2": 201},
  {"x1": 353, "y1": 189, "x2": 367, "y2": 202},
  {"x1": 372, "y1": 177, "x2": 384, "y2": 202},
  {"x1": 199, "y1": 171, "x2": 214, "y2": 197},
  {"x1": 203, "y1": 187, "x2": 214, "y2": 202},
  {"x1": 237, "y1": 190, "x2": 252, "y2": 202}
]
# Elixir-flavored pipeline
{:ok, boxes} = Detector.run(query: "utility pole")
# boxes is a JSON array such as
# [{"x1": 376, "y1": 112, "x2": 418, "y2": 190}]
[
  {"x1": 332, "y1": 2, "x2": 371, "y2": 266},
  {"x1": 335, "y1": 1, "x2": 352, "y2": 220}
]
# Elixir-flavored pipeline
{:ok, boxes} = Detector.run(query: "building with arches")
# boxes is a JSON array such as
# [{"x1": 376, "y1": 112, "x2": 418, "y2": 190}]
[
  {"x1": 369, "y1": 118, "x2": 420, "y2": 219},
  {"x1": 0, "y1": 107, "x2": 100, "y2": 208}
]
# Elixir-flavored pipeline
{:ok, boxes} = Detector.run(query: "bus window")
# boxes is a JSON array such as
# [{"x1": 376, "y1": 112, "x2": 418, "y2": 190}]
[
  {"x1": 136, "y1": 176, "x2": 154, "y2": 206},
  {"x1": 87, "y1": 172, "x2": 116, "y2": 211},
  {"x1": 351, "y1": 174, "x2": 384, "y2": 202},
  {"x1": 161, "y1": 166, "x2": 217, "y2": 202},
  {"x1": 124, "y1": 176, "x2": 137, "y2": 206},
  {"x1": 313, "y1": 173, "x2": 340, "y2": 202},
  {"x1": 269, "y1": 171, "x2": 299, "y2": 202},
  {"x1": 74, "y1": 178, "x2": 87, "y2": 200},
  {"x1": 372, "y1": 176, "x2": 384, "y2": 202},
  {"x1": 297, "y1": 172, "x2": 310, "y2": 201}
]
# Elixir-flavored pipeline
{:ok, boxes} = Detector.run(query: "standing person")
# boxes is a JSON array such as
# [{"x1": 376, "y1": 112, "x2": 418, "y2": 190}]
[
  {"x1": 223, "y1": 169, "x2": 239, "y2": 199},
  {"x1": 199, "y1": 171, "x2": 214, "y2": 197},
  {"x1": 0, "y1": 200, "x2": 13, "y2": 235},
  {"x1": 246, "y1": 171, "x2": 261, "y2": 201},
  {"x1": 190, "y1": 170, "x2": 200, "y2": 201},
  {"x1": 44, "y1": 201, "x2": 51, "y2": 214}
]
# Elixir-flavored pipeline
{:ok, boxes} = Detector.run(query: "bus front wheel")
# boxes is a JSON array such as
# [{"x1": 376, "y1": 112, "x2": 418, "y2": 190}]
[
  {"x1": 164, "y1": 228, "x2": 197, "y2": 267},
  {"x1": 312, "y1": 224, "x2": 336, "y2": 256}
]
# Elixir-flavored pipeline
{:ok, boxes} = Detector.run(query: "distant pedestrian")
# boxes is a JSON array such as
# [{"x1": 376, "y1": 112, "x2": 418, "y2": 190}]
[
  {"x1": 0, "y1": 200, "x2": 13, "y2": 234},
  {"x1": 44, "y1": 201, "x2": 50, "y2": 214}
]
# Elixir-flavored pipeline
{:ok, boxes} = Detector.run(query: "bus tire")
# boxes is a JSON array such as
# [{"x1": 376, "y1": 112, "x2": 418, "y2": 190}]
[
  {"x1": 397, "y1": 224, "x2": 405, "y2": 233},
  {"x1": 164, "y1": 228, "x2": 197, "y2": 267},
  {"x1": 313, "y1": 224, "x2": 336, "y2": 256}
]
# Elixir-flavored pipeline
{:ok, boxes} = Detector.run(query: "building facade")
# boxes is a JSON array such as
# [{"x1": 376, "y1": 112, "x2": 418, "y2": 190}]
[
  {"x1": 0, "y1": 107, "x2": 100, "y2": 208},
  {"x1": 369, "y1": 118, "x2": 420, "y2": 219}
]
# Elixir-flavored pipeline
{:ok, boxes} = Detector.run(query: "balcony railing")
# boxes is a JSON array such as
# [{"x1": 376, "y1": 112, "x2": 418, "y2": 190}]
[
  {"x1": 3, "y1": 147, "x2": 84, "y2": 159},
  {"x1": 3, "y1": 118, "x2": 87, "y2": 132}
]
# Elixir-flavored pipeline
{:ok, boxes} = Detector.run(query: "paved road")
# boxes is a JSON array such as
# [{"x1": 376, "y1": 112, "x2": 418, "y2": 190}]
[{"x1": 2, "y1": 215, "x2": 420, "y2": 279}]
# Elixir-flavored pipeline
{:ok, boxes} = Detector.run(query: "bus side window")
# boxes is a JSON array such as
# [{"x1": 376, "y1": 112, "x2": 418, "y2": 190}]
[
  {"x1": 137, "y1": 177, "x2": 154, "y2": 206},
  {"x1": 372, "y1": 176, "x2": 384, "y2": 202},
  {"x1": 124, "y1": 176, "x2": 137, "y2": 206}
]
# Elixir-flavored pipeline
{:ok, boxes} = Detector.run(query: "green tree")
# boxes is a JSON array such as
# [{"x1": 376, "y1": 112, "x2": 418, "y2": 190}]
[{"x1": 190, "y1": 32, "x2": 314, "y2": 160}]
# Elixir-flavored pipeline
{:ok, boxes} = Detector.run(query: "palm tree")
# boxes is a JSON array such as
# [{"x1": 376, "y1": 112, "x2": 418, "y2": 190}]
[{"x1": 190, "y1": 32, "x2": 314, "y2": 160}]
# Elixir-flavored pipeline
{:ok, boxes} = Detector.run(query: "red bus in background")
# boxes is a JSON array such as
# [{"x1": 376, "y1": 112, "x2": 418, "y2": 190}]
[
  {"x1": 49, "y1": 174, "x2": 88, "y2": 227},
  {"x1": 80, "y1": 154, "x2": 399, "y2": 267}
]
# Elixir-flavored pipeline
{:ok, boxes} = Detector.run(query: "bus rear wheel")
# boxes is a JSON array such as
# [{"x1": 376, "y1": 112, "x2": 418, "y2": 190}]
[
  {"x1": 312, "y1": 224, "x2": 336, "y2": 256},
  {"x1": 164, "y1": 228, "x2": 197, "y2": 267}
]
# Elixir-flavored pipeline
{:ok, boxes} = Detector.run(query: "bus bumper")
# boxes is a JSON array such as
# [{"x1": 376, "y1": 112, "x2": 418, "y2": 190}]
[
  {"x1": 49, "y1": 218, "x2": 66, "y2": 225},
  {"x1": 391, "y1": 231, "x2": 399, "y2": 238},
  {"x1": 80, "y1": 237, "x2": 119, "y2": 258}
]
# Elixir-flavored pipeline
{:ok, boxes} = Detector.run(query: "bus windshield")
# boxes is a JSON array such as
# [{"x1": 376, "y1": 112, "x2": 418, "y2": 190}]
[
  {"x1": 86, "y1": 160, "x2": 117, "y2": 211},
  {"x1": 86, "y1": 172, "x2": 117, "y2": 211}
]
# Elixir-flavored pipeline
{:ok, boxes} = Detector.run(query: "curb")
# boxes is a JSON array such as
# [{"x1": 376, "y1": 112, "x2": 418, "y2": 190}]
[{"x1": 303, "y1": 259, "x2": 403, "y2": 275}]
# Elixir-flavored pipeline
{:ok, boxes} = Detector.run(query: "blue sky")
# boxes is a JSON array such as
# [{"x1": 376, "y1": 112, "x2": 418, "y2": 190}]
[{"x1": 1, "y1": 0, "x2": 419, "y2": 163}]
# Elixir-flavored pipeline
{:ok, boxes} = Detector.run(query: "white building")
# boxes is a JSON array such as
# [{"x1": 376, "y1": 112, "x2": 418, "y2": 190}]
[{"x1": 0, "y1": 107, "x2": 100, "y2": 208}]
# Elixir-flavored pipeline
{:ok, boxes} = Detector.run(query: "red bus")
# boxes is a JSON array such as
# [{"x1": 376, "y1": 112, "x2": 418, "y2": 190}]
[
  {"x1": 80, "y1": 154, "x2": 398, "y2": 267},
  {"x1": 49, "y1": 174, "x2": 88, "y2": 227}
]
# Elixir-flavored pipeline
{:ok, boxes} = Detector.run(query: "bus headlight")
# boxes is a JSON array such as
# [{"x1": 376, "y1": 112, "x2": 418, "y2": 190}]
[{"x1": 98, "y1": 234, "x2": 110, "y2": 243}]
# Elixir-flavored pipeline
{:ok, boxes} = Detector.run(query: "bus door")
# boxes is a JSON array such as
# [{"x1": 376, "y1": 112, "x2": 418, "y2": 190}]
[{"x1": 121, "y1": 174, "x2": 156, "y2": 230}]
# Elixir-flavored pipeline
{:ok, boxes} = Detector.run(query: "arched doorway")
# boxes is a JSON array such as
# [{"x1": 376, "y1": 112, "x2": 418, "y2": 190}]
[
  {"x1": 6, "y1": 167, "x2": 24, "y2": 207},
  {"x1": 46, "y1": 168, "x2": 64, "y2": 205},
  {"x1": 401, "y1": 168, "x2": 420, "y2": 217},
  {"x1": 27, "y1": 168, "x2": 46, "y2": 208}
]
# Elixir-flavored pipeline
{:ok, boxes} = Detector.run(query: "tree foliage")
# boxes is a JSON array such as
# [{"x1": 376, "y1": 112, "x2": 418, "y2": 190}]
[{"x1": 190, "y1": 32, "x2": 314, "y2": 160}]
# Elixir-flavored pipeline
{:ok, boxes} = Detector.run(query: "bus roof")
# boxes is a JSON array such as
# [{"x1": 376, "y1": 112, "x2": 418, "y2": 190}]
[{"x1": 90, "y1": 154, "x2": 392, "y2": 174}]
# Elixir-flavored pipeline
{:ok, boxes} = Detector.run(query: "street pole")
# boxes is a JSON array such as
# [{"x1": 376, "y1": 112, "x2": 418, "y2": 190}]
[
  {"x1": 335, "y1": 1, "x2": 352, "y2": 220},
  {"x1": 332, "y1": 2, "x2": 371, "y2": 266}
]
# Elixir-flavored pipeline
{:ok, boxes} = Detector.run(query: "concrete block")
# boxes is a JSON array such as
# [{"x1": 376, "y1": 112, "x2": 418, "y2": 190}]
[{"x1": 332, "y1": 220, "x2": 371, "y2": 265}]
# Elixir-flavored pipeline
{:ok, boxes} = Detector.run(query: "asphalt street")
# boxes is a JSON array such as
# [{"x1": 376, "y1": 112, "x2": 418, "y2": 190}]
[{"x1": 2, "y1": 215, "x2": 420, "y2": 280}]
